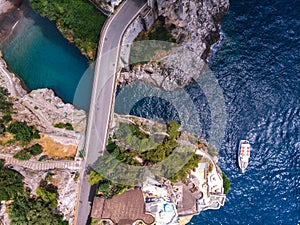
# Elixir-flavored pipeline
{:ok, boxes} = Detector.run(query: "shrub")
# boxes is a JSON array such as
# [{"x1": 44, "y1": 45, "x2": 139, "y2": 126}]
[
  {"x1": 9, "y1": 191, "x2": 67, "y2": 225},
  {"x1": 29, "y1": 144, "x2": 43, "y2": 156},
  {"x1": 13, "y1": 149, "x2": 31, "y2": 160},
  {"x1": 7, "y1": 121, "x2": 40, "y2": 145},
  {"x1": 2, "y1": 114, "x2": 12, "y2": 123},
  {"x1": 88, "y1": 170, "x2": 103, "y2": 186},
  {"x1": 0, "y1": 165, "x2": 23, "y2": 201},
  {"x1": 36, "y1": 180, "x2": 58, "y2": 207},
  {"x1": 0, "y1": 87, "x2": 13, "y2": 116},
  {"x1": 54, "y1": 122, "x2": 74, "y2": 130},
  {"x1": 30, "y1": 0, "x2": 107, "y2": 60},
  {"x1": 222, "y1": 172, "x2": 231, "y2": 194}
]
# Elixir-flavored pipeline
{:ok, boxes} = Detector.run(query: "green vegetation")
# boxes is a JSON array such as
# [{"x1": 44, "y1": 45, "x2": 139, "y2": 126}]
[
  {"x1": 135, "y1": 16, "x2": 175, "y2": 42},
  {"x1": 0, "y1": 86, "x2": 13, "y2": 117},
  {"x1": 113, "y1": 122, "x2": 156, "y2": 153},
  {"x1": 88, "y1": 170, "x2": 103, "y2": 186},
  {"x1": 7, "y1": 121, "x2": 40, "y2": 146},
  {"x1": 0, "y1": 162, "x2": 66, "y2": 224},
  {"x1": 29, "y1": 143, "x2": 43, "y2": 156},
  {"x1": 168, "y1": 153, "x2": 200, "y2": 182},
  {"x1": 130, "y1": 16, "x2": 176, "y2": 65},
  {"x1": 2, "y1": 114, "x2": 12, "y2": 123},
  {"x1": 102, "y1": 120, "x2": 199, "y2": 183},
  {"x1": 36, "y1": 180, "x2": 58, "y2": 207},
  {"x1": 110, "y1": 121, "x2": 181, "y2": 165},
  {"x1": 13, "y1": 149, "x2": 31, "y2": 160},
  {"x1": 0, "y1": 161, "x2": 23, "y2": 201},
  {"x1": 0, "y1": 123, "x2": 5, "y2": 135},
  {"x1": 91, "y1": 218, "x2": 101, "y2": 225},
  {"x1": 13, "y1": 144, "x2": 43, "y2": 160},
  {"x1": 45, "y1": 172, "x2": 54, "y2": 182},
  {"x1": 0, "y1": 86, "x2": 13, "y2": 136},
  {"x1": 222, "y1": 172, "x2": 231, "y2": 194},
  {"x1": 167, "y1": 120, "x2": 180, "y2": 139},
  {"x1": 54, "y1": 122, "x2": 74, "y2": 130},
  {"x1": 30, "y1": 0, "x2": 107, "y2": 60},
  {"x1": 92, "y1": 120, "x2": 205, "y2": 195},
  {"x1": 74, "y1": 172, "x2": 80, "y2": 182},
  {"x1": 9, "y1": 191, "x2": 67, "y2": 225},
  {"x1": 97, "y1": 178, "x2": 133, "y2": 198},
  {"x1": 88, "y1": 169, "x2": 133, "y2": 198},
  {"x1": 207, "y1": 162, "x2": 214, "y2": 173},
  {"x1": 143, "y1": 121, "x2": 180, "y2": 164},
  {"x1": 79, "y1": 149, "x2": 86, "y2": 158}
]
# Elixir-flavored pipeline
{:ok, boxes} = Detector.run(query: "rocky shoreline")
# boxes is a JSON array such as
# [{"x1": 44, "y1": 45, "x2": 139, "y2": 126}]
[
  {"x1": 0, "y1": 51, "x2": 86, "y2": 158},
  {"x1": 118, "y1": 0, "x2": 229, "y2": 91},
  {"x1": 94, "y1": 113, "x2": 226, "y2": 225},
  {"x1": 0, "y1": 1, "x2": 87, "y2": 154},
  {"x1": 0, "y1": 46, "x2": 85, "y2": 225}
]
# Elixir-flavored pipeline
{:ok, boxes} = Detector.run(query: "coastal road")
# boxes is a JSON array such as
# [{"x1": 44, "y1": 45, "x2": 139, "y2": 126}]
[{"x1": 75, "y1": 1, "x2": 147, "y2": 224}]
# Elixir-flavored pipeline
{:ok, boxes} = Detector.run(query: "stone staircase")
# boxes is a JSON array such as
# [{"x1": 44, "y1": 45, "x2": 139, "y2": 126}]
[{"x1": 0, "y1": 154, "x2": 82, "y2": 171}]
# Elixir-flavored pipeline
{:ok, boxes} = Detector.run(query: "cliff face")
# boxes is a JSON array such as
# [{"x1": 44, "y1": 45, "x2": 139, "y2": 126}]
[
  {"x1": 159, "y1": 0, "x2": 229, "y2": 59},
  {"x1": 118, "y1": 0, "x2": 230, "y2": 91},
  {"x1": 0, "y1": 53, "x2": 86, "y2": 157}
]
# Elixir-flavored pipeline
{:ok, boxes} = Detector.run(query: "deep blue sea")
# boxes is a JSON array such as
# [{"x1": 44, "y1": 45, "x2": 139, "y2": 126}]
[
  {"x1": 1, "y1": 0, "x2": 299, "y2": 224},
  {"x1": 117, "y1": 0, "x2": 300, "y2": 224},
  {"x1": 193, "y1": 0, "x2": 300, "y2": 223},
  {"x1": 190, "y1": 0, "x2": 300, "y2": 224}
]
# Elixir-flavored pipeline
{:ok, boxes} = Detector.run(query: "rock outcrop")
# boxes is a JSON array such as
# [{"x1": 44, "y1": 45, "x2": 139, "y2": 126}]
[
  {"x1": 118, "y1": 0, "x2": 229, "y2": 91},
  {"x1": 90, "y1": 0, "x2": 123, "y2": 14},
  {"x1": 0, "y1": 53, "x2": 86, "y2": 155},
  {"x1": 0, "y1": 52, "x2": 85, "y2": 224}
]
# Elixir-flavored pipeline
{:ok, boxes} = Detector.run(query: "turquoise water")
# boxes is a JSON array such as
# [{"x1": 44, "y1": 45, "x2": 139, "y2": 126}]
[{"x1": 0, "y1": 11, "x2": 92, "y2": 107}]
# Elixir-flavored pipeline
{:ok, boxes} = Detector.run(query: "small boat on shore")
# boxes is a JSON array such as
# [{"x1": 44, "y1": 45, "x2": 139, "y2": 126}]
[{"x1": 238, "y1": 140, "x2": 251, "y2": 173}]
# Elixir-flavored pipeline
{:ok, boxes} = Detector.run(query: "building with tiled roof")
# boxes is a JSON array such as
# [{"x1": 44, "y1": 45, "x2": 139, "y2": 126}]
[{"x1": 91, "y1": 190, "x2": 155, "y2": 225}]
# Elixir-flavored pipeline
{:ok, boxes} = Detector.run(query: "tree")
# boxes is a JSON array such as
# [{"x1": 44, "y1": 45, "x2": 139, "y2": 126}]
[
  {"x1": 54, "y1": 122, "x2": 74, "y2": 130},
  {"x1": 167, "y1": 153, "x2": 200, "y2": 183},
  {"x1": 9, "y1": 191, "x2": 68, "y2": 225},
  {"x1": 0, "y1": 164, "x2": 23, "y2": 201},
  {"x1": 30, "y1": 0, "x2": 107, "y2": 60},
  {"x1": 36, "y1": 187, "x2": 58, "y2": 207},
  {"x1": 0, "y1": 86, "x2": 13, "y2": 116},
  {"x1": 7, "y1": 121, "x2": 40, "y2": 145},
  {"x1": 13, "y1": 149, "x2": 31, "y2": 160},
  {"x1": 29, "y1": 144, "x2": 43, "y2": 156}
]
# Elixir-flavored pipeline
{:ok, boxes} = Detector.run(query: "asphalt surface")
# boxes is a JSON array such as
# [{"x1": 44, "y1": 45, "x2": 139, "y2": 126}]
[{"x1": 75, "y1": 1, "x2": 147, "y2": 224}]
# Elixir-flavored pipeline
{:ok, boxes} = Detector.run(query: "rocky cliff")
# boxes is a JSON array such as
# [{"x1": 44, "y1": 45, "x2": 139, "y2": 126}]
[
  {"x1": 118, "y1": 0, "x2": 229, "y2": 91},
  {"x1": 0, "y1": 52, "x2": 86, "y2": 158}
]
